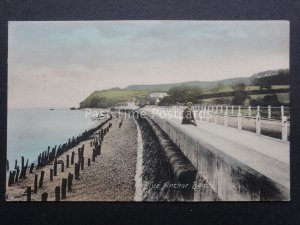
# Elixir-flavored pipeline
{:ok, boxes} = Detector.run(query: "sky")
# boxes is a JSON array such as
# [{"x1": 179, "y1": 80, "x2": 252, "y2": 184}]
[{"x1": 8, "y1": 21, "x2": 289, "y2": 108}]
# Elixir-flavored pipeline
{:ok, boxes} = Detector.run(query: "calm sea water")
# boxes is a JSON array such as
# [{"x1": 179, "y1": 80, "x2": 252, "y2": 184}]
[{"x1": 7, "y1": 108, "x2": 101, "y2": 169}]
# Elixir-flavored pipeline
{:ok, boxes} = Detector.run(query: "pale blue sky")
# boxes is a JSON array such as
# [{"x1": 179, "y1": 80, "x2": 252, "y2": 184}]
[{"x1": 8, "y1": 21, "x2": 289, "y2": 108}]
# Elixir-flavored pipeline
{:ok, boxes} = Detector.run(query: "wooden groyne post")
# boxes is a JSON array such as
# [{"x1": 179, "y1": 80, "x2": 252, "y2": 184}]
[
  {"x1": 50, "y1": 168, "x2": 53, "y2": 181},
  {"x1": 96, "y1": 144, "x2": 101, "y2": 155},
  {"x1": 8, "y1": 171, "x2": 13, "y2": 186},
  {"x1": 14, "y1": 160, "x2": 18, "y2": 170},
  {"x1": 15, "y1": 167, "x2": 19, "y2": 183},
  {"x1": 54, "y1": 158, "x2": 58, "y2": 176},
  {"x1": 61, "y1": 161, "x2": 64, "y2": 173},
  {"x1": 92, "y1": 149, "x2": 96, "y2": 162},
  {"x1": 74, "y1": 163, "x2": 80, "y2": 180},
  {"x1": 39, "y1": 171, "x2": 45, "y2": 188},
  {"x1": 41, "y1": 192, "x2": 48, "y2": 201},
  {"x1": 9, "y1": 171, "x2": 14, "y2": 186},
  {"x1": 19, "y1": 157, "x2": 28, "y2": 179},
  {"x1": 71, "y1": 151, "x2": 75, "y2": 165},
  {"x1": 55, "y1": 186, "x2": 60, "y2": 201},
  {"x1": 29, "y1": 163, "x2": 34, "y2": 173},
  {"x1": 67, "y1": 173, "x2": 73, "y2": 191},
  {"x1": 61, "y1": 178, "x2": 67, "y2": 199},
  {"x1": 34, "y1": 174, "x2": 38, "y2": 193},
  {"x1": 80, "y1": 158, "x2": 84, "y2": 170},
  {"x1": 66, "y1": 155, "x2": 69, "y2": 168},
  {"x1": 26, "y1": 187, "x2": 31, "y2": 201}
]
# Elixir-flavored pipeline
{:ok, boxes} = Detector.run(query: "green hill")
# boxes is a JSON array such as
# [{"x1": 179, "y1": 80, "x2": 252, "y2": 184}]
[
  {"x1": 79, "y1": 88, "x2": 150, "y2": 108},
  {"x1": 125, "y1": 77, "x2": 251, "y2": 91},
  {"x1": 79, "y1": 69, "x2": 289, "y2": 108}
]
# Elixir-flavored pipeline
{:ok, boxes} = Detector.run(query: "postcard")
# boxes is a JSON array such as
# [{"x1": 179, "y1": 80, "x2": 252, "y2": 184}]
[{"x1": 6, "y1": 21, "x2": 290, "y2": 201}]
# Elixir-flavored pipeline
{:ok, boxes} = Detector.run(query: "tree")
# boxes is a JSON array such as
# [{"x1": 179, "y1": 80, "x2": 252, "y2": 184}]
[
  {"x1": 261, "y1": 95, "x2": 280, "y2": 106},
  {"x1": 231, "y1": 82, "x2": 248, "y2": 105},
  {"x1": 232, "y1": 82, "x2": 246, "y2": 92},
  {"x1": 252, "y1": 69, "x2": 289, "y2": 88},
  {"x1": 231, "y1": 91, "x2": 248, "y2": 105},
  {"x1": 249, "y1": 95, "x2": 281, "y2": 107},
  {"x1": 158, "y1": 96, "x2": 175, "y2": 106},
  {"x1": 249, "y1": 97, "x2": 262, "y2": 107},
  {"x1": 159, "y1": 86, "x2": 202, "y2": 105}
]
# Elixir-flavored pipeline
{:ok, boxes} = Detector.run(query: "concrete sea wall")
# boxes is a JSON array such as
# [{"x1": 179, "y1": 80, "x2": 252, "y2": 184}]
[
  {"x1": 140, "y1": 108, "x2": 290, "y2": 201},
  {"x1": 135, "y1": 113, "x2": 201, "y2": 201}
]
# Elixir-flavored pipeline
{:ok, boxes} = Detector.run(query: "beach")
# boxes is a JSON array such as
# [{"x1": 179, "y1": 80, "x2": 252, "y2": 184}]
[{"x1": 6, "y1": 113, "x2": 138, "y2": 201}]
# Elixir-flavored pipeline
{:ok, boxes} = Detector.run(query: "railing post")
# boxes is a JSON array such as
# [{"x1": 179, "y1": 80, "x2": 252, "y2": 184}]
[
  {"x1": 214, "y1": 110, "x2": 217, "y2": 124},
  {"x1": 238, "y1": 106, "x2": 242, "y2": 130},
  {"x1": 256, "y1": 106, "x2": 261, "y2": 135},
  {"x1": 224, "y1": 106, "x2": 228, "y2": 127},
  {"x1": 206, "y1": 108, "x2": 210, "y2": 122},
  {"x1": 281, "y1": 106, "x2": 284, "y2": 119},
  {"x1": 199, "y1": 108, "x2": 202, "y2": 121},
  {"x1": 282, "y1": 116, "x2": 288, "y2": 141},
  {"x1": 248, "y1": 106, "x2": 251, "y2": 117},
  {"x1": 231, "y1": 106, "x2": 234, "y2": 115},
  {"x1": 220, "y1": 105, "x2": 223, "y2": 115},
  {"x1": 268, "y1": 105, "x2": 271, "y2": 119}
]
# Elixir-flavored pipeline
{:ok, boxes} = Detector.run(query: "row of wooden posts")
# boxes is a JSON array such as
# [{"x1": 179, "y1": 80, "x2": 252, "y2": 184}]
[
  {"x1": 25, "y1": 122, "x2": 113, "y2": 201},
  {"x1": 7, "y1": 156, "x2": 30, "y2": 186},
  {"x1": 36, "y1": 114, "x2": 112, "y2": 169},
  {"x1": 7, "y1": 114, "x2": 113, "y2": 186}
]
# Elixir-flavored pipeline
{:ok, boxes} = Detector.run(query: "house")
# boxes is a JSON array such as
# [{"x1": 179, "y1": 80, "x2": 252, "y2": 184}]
[
  {"x1": 148, "y1": 92, "x2": 168, "y2": 99},
  {"x1": 146, "y1": 92, "x2": 168, "y2": 105}
]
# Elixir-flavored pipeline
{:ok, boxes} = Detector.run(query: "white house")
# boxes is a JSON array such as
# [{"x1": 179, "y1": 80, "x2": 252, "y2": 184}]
[{"x1": 148, "y1": 92, "x2": 168, "y2": 98}]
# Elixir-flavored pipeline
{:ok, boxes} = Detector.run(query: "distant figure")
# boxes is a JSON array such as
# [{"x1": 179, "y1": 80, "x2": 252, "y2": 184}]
[
  {"x1": 182, "y1": 102, "x2": 197, "y2": 126},
  {"x1": 119, "y1": 118, "x2": 123, "y2": 128}
]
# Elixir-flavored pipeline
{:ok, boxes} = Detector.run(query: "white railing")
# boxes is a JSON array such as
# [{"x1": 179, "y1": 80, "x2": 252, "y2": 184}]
[{"x1": 147, "y1": 104, "x2": 290, "y2": 141}]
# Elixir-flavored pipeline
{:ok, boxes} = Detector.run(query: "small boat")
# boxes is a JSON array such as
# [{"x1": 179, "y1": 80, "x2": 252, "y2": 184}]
[{"x1": 49, "y1": 108, "x2": 55, "y2": 110}]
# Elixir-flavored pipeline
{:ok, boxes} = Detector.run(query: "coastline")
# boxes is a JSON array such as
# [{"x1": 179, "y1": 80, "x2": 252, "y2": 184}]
[{"x1": 6, "y1": 112, "x2": 138, "y2": 201}]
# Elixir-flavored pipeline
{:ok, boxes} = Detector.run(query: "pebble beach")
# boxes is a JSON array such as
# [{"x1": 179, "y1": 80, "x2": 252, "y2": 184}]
[{"x1": 6, "y1": 113, "x2": 138, "y2": 201}]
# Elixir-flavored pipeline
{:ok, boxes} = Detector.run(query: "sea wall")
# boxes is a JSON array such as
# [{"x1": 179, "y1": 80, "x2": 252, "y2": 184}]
[
  {"x1": 134, "y1": 112, "x2": 205, "y2": 201},
  {"x1": 140, "y1": 108, "x2": 290, "y2": 201}
]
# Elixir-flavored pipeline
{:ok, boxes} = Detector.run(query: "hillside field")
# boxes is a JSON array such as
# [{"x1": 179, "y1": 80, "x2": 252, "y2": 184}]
[{"x1": 80, "y1": 85, "x2": 289, "y2": 108}]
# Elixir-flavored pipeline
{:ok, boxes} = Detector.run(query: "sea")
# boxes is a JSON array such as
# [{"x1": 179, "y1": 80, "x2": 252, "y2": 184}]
[{"x1": 7, "y1": 108, "x2": 102, "y2": 170}]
